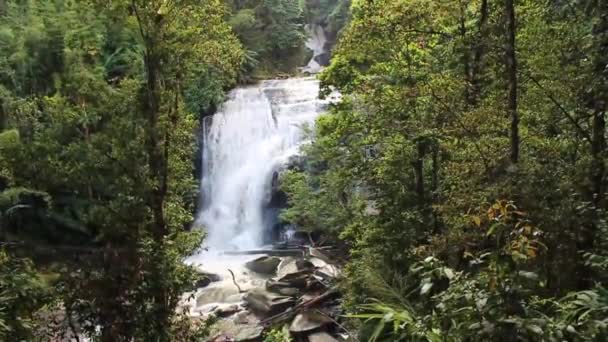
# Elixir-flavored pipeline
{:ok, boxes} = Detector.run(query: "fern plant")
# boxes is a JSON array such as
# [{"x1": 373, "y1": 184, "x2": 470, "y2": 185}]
[{"x1": 348, "y1": 301, "x2": 442, "y2": 342}]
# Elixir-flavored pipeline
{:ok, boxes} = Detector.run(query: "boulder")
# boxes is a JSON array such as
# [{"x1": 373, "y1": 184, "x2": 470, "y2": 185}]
[
  {"x1": 266, "y1": 279, "x2": 300, "y2": 297},
  {"x1": 308, "y1": 332, "x2": 339, "y2": 342},
  {"x1": 234, "y1": 311, "x2": 252, "y2": 324},
  {"x1": 277, "y1": 257, "x2": 298, "y2": 278},
  {"x1": 296, "y1": 259, "x2": 315, "y2": 271},
  {"x1": 193, "y1": 271, "x2": 220, "y2": 289},
  {"x1": 234, "y1": 325, "x2": 264, "y2": 342},
  {"x1": 314, "y1": 265, "x2": 341, "y2": 280},
  {"x1": 245, "y1": 256, "x2": 281, "y2": 275},
  {"x1": 196, "y1": 286, "x2": 240, "y2": 307},
  {"x1": 314, "y1": 52, "x2": 332, "y2": 66},
  {"x1": 308, "y1": 248, "x2": 334, "y2": 265},
  {"x1": 276, "y1": 270, "x2": 311, "y2": 289},
  {"x1": 213, "y1": 304, "x2": 241, "y2": 318},
  {"x1": 193, "y1": 304, "x2": 218, "y2": 316},
  {"x1": 266, "y1": 280, "x2": 300, "y2": 297},
  {"x1": 244, "y1": 289, "x2": 295, "y2": 316},
  {"x1": 278, "y1": 258, "x2": 315, "y2": 278},
  {"x1": 275, "y1": 287, "x2": 300, "y2": 297},
  {"x1": 309, "y1": 257, "x2": 328, "y2": 268},
  {"x1": 289, "y1": 311, "x2": 333, "y2": 333}
]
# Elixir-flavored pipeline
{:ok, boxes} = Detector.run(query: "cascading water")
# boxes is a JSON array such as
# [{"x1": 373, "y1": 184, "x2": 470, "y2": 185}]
[
  {"x1": 198, "y1": 77, "x2": 331, "y2": 251},
  {"x1": 303, "y1": 24, "x2": 328, "y2": 74},
  {"x1": 181, "y1": 24, "x2": 339, "y2": 325}
]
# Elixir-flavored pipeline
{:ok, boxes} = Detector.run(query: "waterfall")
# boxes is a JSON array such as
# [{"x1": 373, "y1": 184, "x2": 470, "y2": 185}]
[
  {"x1": 199, "y1": 77, "x2": 331, "y2": 251},
  {"x1": 303, "y1": 24, "x2": 328, "y2": 74}
]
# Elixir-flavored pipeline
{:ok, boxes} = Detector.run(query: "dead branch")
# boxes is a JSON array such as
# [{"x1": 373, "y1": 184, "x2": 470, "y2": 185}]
[{"x1": 227, "y1": 269, "x2": 244, "y2": 293}]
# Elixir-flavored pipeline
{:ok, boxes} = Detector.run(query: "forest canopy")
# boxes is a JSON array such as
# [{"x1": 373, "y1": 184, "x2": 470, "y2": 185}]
[
  {"x1": 279, "y1": 0, "x2": 608, "y2": 340},
  {"x1": 0, "y1": 0, "x2": 241, "y2": 340}
]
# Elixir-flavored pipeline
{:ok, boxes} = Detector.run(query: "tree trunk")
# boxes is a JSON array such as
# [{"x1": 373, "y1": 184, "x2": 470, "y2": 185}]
[
  {"x1": 431, "y1": 143, "x2": 440, "y2": 233},
  {"x1": 413, "y1": 140, "x2": 426, "y2": 199},
  {"x1": 459, "y1": 1, "x2": 472, "y2": 104},
  {"x1": 135, "y1": 4, "x2": 171, "y2": 337},
  {"x1": 578, "y1": 2, "x2": 607, "y2": 289},
  {"x1": 591, "y1": 110, "x2": 606, "y2": 209},
  {"x1": 143, "y1": 49, "x2": 168, "y2": 240},
  {"x1": 469, "y1": 0, "x2": 488, "y2": 105},
  {"x1": 590, "y1": 5, "x2": 608, "y2": 212},
  {"x1": 505, "y1": 0, "x2": 519, "y2": 164},
  {"x1": 0, "y1": 103, "x2": 5, "y2": 131}
]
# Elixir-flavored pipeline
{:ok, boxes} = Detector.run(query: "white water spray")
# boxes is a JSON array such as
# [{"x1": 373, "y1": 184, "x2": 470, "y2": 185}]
[{"x1": 198, "y1": 77, "x2": 331, "y2": 251}]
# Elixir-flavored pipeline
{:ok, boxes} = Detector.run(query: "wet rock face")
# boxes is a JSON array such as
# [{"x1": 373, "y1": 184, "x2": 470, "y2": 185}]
[
  {"x1": 266, "y1": 171, "x2": 288, "y2": 209},
  {"x1": 314, "y1": 52, "x2": 331, "y2": 67}
]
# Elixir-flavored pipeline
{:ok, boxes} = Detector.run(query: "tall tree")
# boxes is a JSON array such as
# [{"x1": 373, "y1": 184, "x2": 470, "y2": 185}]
[{"x1": 505, "y1": 0, "x2": 519, "y2": 164}]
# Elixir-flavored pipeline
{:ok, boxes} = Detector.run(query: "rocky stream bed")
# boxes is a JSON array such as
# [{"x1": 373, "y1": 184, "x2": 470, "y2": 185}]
[{"x1": 181, "y1": 246, "x2": 346, "y2": 342}]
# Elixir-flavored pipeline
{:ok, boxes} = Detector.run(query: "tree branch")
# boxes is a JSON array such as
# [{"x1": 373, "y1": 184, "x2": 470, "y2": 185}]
[{"x1": 526, "y1": 73, "x2": 592, "y2": 143}]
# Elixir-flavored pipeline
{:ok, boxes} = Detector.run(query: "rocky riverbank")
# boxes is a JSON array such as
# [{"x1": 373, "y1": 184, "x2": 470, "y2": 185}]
[{"x1": 182, "y1": 247, "x2": 346, "y2": 341}]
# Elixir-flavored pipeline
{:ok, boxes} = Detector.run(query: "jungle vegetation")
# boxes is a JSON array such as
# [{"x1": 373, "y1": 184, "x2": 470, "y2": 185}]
[{"x1": 280, "y1": 0, "x2": 608, "y2": 340}]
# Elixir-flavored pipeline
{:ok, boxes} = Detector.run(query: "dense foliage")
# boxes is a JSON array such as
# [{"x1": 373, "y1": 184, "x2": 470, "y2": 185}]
[
  {"x1": 228, "y1": 0, "x2": 350, "y2": 81},
  {"x1": 228, "y1": 0, "x2": 308, "y2": 80},
  {"x1": 0, "y1": 0, "x2": 241, "y2": 340},
  {"x1": 302, "y1": 0, "x2": 350, "y2": 46},
  {"x1": 281, "y1": 0, "x2": 608, "y2": 340}
]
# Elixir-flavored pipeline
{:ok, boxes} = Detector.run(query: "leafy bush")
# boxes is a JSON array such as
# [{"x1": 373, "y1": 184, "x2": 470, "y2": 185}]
[
  {"x1": 264, "y1": 326, "x2": 293, "y2": 342},
  {"x1": 0, "y1": 251, "x2": 50, "y2": 340}
]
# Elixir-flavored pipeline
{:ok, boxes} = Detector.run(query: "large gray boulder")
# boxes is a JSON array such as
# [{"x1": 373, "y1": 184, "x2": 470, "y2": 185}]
[
  {"x1": 244, "y1": 288, "x2": 295, "y2": 316},
  {"x1": 192, "y1": 271, "x2": 220, "y2": 289},
  {"x1": 276, "y1": 270, "x2": 311, "y2": 289},
  {"x1": 314, "y1": 265, "x2": 342, "y2": 281},
  {"x1": 234, "y1": 325, "x2": 264, "y2": 342},
  {"x1": 277, "y1": 257, "x2": 298, "y2": 278},
  {"x1": 289, "y1": 311, "x2": 333, "y2": 333},
  {"x1": 245, "y1": 256, "x2": 281, "y2": 275},
  {"x1": 308, "y1": 332, "x2": 339, "y2": 342},
  {"x1": 278, "y1": 257, "x2": 315, "y2": 278},
  {"x1": 308, "y1": 248, "x2": 335, "y2": 265}
]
